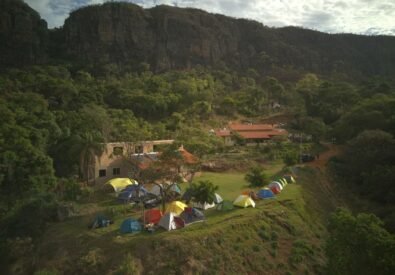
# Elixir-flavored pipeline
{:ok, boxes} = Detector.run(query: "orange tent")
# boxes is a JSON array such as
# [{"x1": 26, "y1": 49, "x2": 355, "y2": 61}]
[{"x1": 144, "y1": 209, "x2": 163, "y2": 225}]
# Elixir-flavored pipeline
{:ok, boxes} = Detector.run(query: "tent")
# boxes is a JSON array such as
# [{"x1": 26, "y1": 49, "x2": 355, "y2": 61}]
[
  {"x1": 216, "y1": 200, "x2": 234, "y2": 211},
  {"x1": 278, "y1": 178, "x2": 287, "y2": 187},
  {"x1": 257, "y1": 188, "x2": 275, "y2": 199},
  {"x1": 270, "y1": 181, "x2": 284, "y2": 189},
  {"x1": 105, "y1": 178, "x2": 137, "y2": 192},
  {"x1": 158, "y1": 212, "x2": 185, "y2": 231},
  {"x1": 120, "y1": 218, "x2": 142, "y2": 234},
  {"x1": 268, "y1": 181, "x2": 283, "y2": 191},
  {"x1": 144, "y1": 209, "x2": 163, "y2": 225},
  {"x1": 284, "y1": 175, "x2": 296, "y2": 184},
  {"x1": 89, "y1": 215, "x2": 112, "y2": 229},
  {"x1": 214, "y1": 193, "x2": 223, "y2": 204},
  {"x1": 180, "y1": 207, "x2": 205, "y2": 225},
  {"x1": 148, "y1": 184, "x2": 163, "y2": 197},
  {"x1": 192, "y1": 201, "x2": 215, "y2": 210},
  {"x1": 165, "y1": 201, "x2": 187, "y2": 216},
  {"x1": 117, "y1": 186, "x2": 149, "y2": 203},
  {"x1": 270, "y1": 185, "x2": 281, "y2": 195},
  {"x1": 233, "y1": 195, "x2": 256, "y2": 208}
]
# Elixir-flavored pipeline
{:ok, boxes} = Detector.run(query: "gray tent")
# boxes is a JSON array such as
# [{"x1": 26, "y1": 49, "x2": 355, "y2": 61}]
[{"x1": 180, "y1": 207, "x2": 205, "y2": 225}]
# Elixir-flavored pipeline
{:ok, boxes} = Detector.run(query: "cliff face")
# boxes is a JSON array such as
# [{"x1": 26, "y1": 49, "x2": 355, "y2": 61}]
[
  {"x1": 61, "y1": 3, "x2": 245, "y2": 71},
  {"x1": 59, "y1": 2, "x2": 395, "y2": 76},
  {"x1": 0, "y1": 0, "x2": 48, "y2": 68},
  {"x1": 2, "y1": 1, "x2": 395, "y2": 77}
]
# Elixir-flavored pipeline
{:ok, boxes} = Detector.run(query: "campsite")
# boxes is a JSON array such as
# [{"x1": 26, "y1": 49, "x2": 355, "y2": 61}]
[
  {"x1": 31, "y1": 158, "x2": 328, "y2": 274},
  {"x1": 2, "y1": 1, "x2": 395, "y2": 274}
]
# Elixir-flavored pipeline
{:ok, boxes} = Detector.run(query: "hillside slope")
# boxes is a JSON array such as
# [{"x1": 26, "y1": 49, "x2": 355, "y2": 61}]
[{"x1": 8, "y1": 168, "x2": 338, "y2": 274}]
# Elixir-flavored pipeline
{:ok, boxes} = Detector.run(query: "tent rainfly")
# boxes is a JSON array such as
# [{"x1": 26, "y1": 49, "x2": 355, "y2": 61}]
[
  {"x1": 257, "y1": 188, "x2": 275, "y2": 199},
  {"x1": 144, "y1": 209, "x2": 163, "y2": 225},
  {"x1": 233, "y1": 195, "x2": 256, "y2": 208},
  {"x1": 216, "y1": 200, "x2": 234, "y2": 211},
  {"x1": 105, "y1": 178, "x2": 137, "y2": 192},
  {"x1": 165, "y1": 201, "x2": 187, "y2": 216},
  {"x1": 268, "y1": 181, "x2": 283, "y2": 191},
  {"x1": 120, "y1": 218, "x2": 141, "y2": 234},
  {"x1": 180, "y1": 207, "x2": 205, "y2": 225}
]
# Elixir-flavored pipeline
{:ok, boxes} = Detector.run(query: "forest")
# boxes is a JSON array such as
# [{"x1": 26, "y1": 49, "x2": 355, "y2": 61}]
[{"x1": 1, "y1": 0, "x2": 395, "y2": 274}]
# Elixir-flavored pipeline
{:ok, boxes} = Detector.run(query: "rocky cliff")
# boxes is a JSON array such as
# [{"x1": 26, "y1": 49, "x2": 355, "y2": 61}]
[
  {"x1": 57, "y1": 2, "x2": 395, "y2": 76},
  {"x1": 2, "y1": 1, "x2": 395, "y2": 77},
  {"x1": 0, "y1": 0, "x2": 48, "y2": 68}
]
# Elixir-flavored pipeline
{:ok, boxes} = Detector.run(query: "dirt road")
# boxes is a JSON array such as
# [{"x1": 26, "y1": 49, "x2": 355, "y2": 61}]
[{"x1": 306, "y1": 143, "x2": 341, "y2": 169}]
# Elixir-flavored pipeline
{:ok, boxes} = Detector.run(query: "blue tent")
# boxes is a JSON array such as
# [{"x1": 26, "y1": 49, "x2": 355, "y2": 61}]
[
  {"x1": 118, "y1": 186, "x2": 149, "y2": 203},
  {"x1": 120, "y1": 218, "x2": 142, "y2": 234},
  {"x1": 257, "y1": 188, "x2": 275, "y2": 199}
]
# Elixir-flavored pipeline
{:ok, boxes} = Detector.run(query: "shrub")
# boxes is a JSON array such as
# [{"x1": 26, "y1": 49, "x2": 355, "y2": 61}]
[{"x1": 245, "y1": 166, "x2": 268, "y2": 187}]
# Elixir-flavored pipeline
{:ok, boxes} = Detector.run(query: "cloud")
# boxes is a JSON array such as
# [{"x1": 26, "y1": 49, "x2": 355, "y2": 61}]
[{"x1": 24, "y1": 0, "x2": 395, "y2": 35}]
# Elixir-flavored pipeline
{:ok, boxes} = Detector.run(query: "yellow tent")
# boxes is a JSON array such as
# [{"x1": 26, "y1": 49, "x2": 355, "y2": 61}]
[
  {"x1": 233, "y1": 195, "x2": 256, "y2": 208},
  {"x1": 165, "y1": 201, "x2": 187, "y2": 216},
  {"x1": 105, "y1": 178, "x2": 137, "y2": 192}
]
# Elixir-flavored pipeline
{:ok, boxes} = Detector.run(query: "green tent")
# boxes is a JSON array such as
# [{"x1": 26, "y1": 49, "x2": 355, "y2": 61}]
[
  {"x1": 278, "y1": 178, "x2": 287, "y2": 187},
  {"x1": 216, "y1": 200, "x2": 234, "y2": 211}
]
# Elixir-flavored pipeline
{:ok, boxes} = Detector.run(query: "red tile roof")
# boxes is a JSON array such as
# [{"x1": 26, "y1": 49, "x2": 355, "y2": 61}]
[
  {"x1": 229, "y1": 124, "x2": 275, "y2": 131},
  {"x1": 238, "y1": 132, "x2": 271, "y2": 139},
  {"x1": 179, "y1": 148, "x2": 199, "y2": 164}
]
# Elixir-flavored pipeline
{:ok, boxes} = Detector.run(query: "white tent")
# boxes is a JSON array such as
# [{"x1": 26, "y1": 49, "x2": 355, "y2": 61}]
[
  {"x1": 214, "y1": 193, "x2": 223, "y2": 204},
  {"x1": 192, "y1": 201, "x2": 215, "y2": 210},
  {"x1": 158, "y1": 212, "x2": 185, "y2": 231}
]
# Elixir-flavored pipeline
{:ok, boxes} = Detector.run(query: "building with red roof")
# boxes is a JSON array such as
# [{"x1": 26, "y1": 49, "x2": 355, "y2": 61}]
[{"x1": 215, "y1": 123, "x2": 288, "y2": 145}]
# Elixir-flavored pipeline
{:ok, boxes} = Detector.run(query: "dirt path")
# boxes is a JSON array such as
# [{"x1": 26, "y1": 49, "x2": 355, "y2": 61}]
[
  {"x1": 298, "y1": 143, "x2": 346, "y2": 208},
  {"x1": 307, "y1": 143, "x2": 341, "y2": 169}
]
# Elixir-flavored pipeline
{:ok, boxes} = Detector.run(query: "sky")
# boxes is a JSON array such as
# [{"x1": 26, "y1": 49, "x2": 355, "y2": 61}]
[{"x1": 25, "y1": 0, "x2": 395, "y2": 35}]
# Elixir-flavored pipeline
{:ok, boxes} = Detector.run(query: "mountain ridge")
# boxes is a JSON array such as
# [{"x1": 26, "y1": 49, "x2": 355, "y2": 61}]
[{"x1": 2, "y1": 1, "x2": 395, "y2": 78}]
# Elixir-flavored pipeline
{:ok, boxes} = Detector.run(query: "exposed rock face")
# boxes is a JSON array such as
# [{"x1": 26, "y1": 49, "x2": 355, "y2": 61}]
[
  {"x1": 2, "y1": 1, "x2": 395, "y2": 77},
  {"x1": 61, "y1": 3, "x2": 245, "y2": 71},
  {"x1": 0, "y1": 0, "x2": 48, "y2": 68},
  {"x1": 59, "y1": 2, "x2": 395, "y2": 76}
]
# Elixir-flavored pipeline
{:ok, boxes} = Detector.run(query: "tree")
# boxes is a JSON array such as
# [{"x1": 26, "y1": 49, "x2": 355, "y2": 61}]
[
  {"x1": 326, "y1": 208, "x2": 395, "y2": 275},
  {"x1": 76, "y1": 131, "x2": 105, "y2": 184},
  {"x1": 245, "y1": 166, "x2": 268, "y2": 187},
  {"x1": 186, "y1": 180, "x2": 219, "y2": 204}
]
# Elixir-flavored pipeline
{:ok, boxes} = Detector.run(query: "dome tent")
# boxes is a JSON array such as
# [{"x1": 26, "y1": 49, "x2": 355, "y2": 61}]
[
  {"x1": 105, "y1": 178, "x2": 137, "y2": 192},
  {"x1": 257, "y1": 188, "x2": 275, "y2": 199},
  {"x1": 233, "y1": 195, "x2": 256, "y2": 208},
  {"x1": 158, "y1": 212, "x2": 185, "y2": 231},
  {"x1": 120, "y1": 218, "x2": 141, "y2": 234}
]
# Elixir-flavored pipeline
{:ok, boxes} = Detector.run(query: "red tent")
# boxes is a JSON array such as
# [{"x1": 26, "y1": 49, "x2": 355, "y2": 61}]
[
  {"x1": 270, "y1": 186, "x2": 281, "y2": 195},
  {"x1": 144, "y1": 209, "x2": 163, "y2": 225}
]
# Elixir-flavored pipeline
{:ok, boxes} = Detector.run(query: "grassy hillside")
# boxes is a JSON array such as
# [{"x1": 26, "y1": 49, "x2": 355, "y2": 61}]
[{"x1": 10, "y1": 165, "x2": 338, "y2": 274}]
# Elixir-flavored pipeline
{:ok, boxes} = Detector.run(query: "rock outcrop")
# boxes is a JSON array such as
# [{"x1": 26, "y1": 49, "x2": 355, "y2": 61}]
[
  {"x1": 2, "y1": 1, "x2": 395, "y2": 77},
  {"x1": 0, "y1": 0, "x2": 48, "y2": 68}
]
